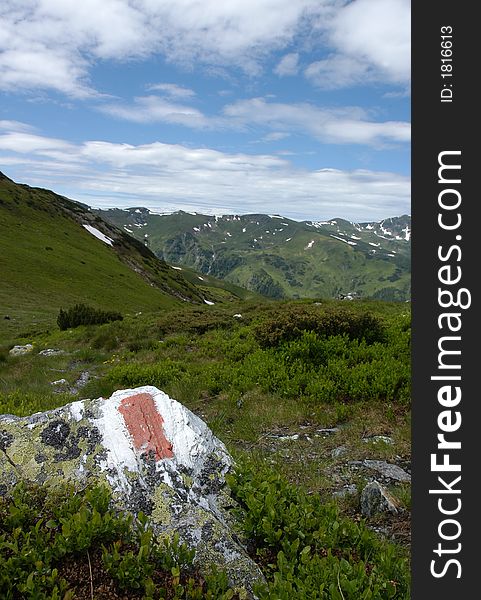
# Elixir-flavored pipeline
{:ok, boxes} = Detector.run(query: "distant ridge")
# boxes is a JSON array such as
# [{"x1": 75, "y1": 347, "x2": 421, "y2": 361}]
[{"x1": 98, "y1": 207, "x2": 411, "y2": 301}]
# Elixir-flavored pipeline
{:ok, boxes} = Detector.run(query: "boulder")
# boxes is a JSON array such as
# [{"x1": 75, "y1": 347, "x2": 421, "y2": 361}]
[
  {"x1": 360, "y1": 481, "x2": 401, "y2": 517},
  {"x1": 0, "y1": 386, "x2": 264, "y2": 597},
  {"x1": 8, "y1": 344, "x2": 33, "y2": 356},
  {"x1": 362, "y1": 460, "x2": 411, "y2": 482}
]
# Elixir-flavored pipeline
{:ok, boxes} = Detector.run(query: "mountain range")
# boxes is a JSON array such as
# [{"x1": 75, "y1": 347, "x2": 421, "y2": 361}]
[{"x1": 97, "y1": 208, "x2": 411, "y2": 301}]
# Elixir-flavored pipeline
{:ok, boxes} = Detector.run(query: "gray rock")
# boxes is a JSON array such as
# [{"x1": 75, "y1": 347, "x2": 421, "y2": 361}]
[
  {"x1": 363, "y1": 435, "x2": 393, "y2": 445},
  {"x1": 331, "y1": 445, "x2": 348, "y2": 458},
  {"x1": 9, "y1": 344, "x2": 33, "y2": 356},
  {"x1": 39, "y1": 348, "x2": 66, "y2": 357},
  {"x1": 360, "y1": 481, "x2": 400, "y2": 517},
  {"x1": 363, "y1": 460, "x2": 411, "y2": 482},
  {"x1": 0, "y1": 385, "x2": 264, "y2": 597},
  {"x1": 333, "y1": 484, "x2": 357, "y2": 499},
  {"x1": 316, "y1": 427, "x2": 339, "y2": 436},
  {"x1": 267, "y1": 433, "x2": 299, "y2": 441},
  {"x1": 69, "y1": 371, "x2": 90, "y2": 394}
]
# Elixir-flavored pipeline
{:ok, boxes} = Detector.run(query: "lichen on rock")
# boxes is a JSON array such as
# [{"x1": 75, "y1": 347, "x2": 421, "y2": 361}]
[{"x1": 0, "y1": 385, "x2": 264, "y2": 597}]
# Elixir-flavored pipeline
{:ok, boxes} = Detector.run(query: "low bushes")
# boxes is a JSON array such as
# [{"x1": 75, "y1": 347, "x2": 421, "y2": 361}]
[
  {"x1": 228, "y1": 463, "x2": 410, "y2": 599},
  {"x1": 108, "y1": 360, "x2": 187, "y2": 389},
  {"x1": 57, "y1": 304, "x2": 123, "y2": 331},
  {"x1": 0, "y1": 483, "x2": 235, "y2": 599},
  {"x1": 254, "y1": 306, "x2": 386, "y2": 348}
]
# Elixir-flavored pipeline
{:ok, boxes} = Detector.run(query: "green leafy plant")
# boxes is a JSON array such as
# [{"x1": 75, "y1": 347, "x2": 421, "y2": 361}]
[
  {"x1": 57, "y1": 303, "x2": 123, "y2": 330},
  {"x1": 227, "y1": 462, "x2": 410, "y2": 599}
]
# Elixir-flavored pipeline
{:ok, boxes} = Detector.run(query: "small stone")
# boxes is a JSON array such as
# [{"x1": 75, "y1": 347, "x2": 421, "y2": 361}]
[
  {"x1": 360, "y1": 481, "x2": 400, "y2": 517},
  {"x1": 50, "y1": 378, "x2": 68, "y2": 386},
  {"x1": 363, "y1": 435, "x2": 394, "y2": 445},
  {"x1": 316, "y1": 427, "x2": 339, "y2": 436},
  {"x1": 333, "y1": 484, "x2": 357, "y2": 499},
  {"x1": 331, "y1": 445, "x2": 347, "y2": 458},
  {"x1": 9, "y1": 344, "x2": 33, "y2": 356}
]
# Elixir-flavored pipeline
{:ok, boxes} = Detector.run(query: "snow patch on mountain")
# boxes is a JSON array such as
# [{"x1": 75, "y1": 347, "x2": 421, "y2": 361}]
[
  {"x1": 83, "y1": 224, "x2": 113, "y2": 246},
  {"x1": 330, "y1": 234, "x2": 357, "y2": 246}
]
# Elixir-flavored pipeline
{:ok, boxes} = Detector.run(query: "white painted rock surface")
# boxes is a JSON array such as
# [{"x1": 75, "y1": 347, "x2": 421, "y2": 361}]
[{"x1": 0, "y1": 386, "x2": 263, "y2": 596}]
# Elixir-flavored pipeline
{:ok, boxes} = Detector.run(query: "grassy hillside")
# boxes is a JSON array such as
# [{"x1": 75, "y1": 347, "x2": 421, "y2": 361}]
[
  {"x1": 0, "y1": 173, "x2": 214, "y2": 340},
  {"x1": 167, "y1": 263, "x2": 262, "y2": 302},
  {"x1": 98, "y1": 208, "x2": 411, "y2": 301}
]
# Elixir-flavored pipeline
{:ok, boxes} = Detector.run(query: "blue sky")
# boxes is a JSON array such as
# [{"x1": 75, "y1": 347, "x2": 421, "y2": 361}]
[{"x1": 0, "y1": 0, "x2": 410, "y2": 222}]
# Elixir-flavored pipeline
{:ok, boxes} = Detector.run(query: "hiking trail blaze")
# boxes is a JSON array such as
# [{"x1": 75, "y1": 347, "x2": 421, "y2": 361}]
[{"x1": 118, "y1": 392, "x2": 174, "y2": 460}]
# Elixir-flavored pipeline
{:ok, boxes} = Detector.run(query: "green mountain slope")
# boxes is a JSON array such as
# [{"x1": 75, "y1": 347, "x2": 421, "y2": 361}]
[
  {"x1": 98, "y1": 208, "x2": 411, "y2": 301},
  {"x1": 0, "y1": 173, "x2": 224, "y2": 337}
]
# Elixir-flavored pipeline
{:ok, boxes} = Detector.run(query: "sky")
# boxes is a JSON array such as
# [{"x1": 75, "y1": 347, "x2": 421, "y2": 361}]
[{"x1": 0, "y1": 0, "x2": 410, "y2": 222}]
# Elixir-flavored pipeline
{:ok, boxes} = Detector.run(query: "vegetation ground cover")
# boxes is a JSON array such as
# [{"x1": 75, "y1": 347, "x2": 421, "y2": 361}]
[{"x1": 0, "y1": 298, "x2": 411, "y2": 598}]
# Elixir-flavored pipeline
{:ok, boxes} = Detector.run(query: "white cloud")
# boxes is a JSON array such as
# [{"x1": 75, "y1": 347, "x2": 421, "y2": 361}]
[
  {"x1": 0, "y1": 129, "x2": 410, "y2": 221},
  {"x1": 262, "y1": 132, "x2": 291, "y2": 142},
  {"x1": 0, "y1": 0, "x2": 327, "y2": 95},
  {"x1": 306, "y1": 0, "x2": 410, "y2": 89},
  {"x1": 99, "y1": 95, "x2": 212, "y2": 128},
  {"x1": 0, "y1": 131, "x2": 76, "y2": 155},
  {"x1": 274, "y1": 52, "x2": 299, "y2": 76},
  {"x1": 305, "y1": 55, "x2": 373, "y2": 90},
  {"x1": 145, "y1": 83, "x2": 196, "y2": 99},
  {"x1": 97, "y1": 94, "x2": 409, "y2": 147},
  {"x1": 224, "y1": 98, "x2": 410, "y2": 146},
  {"x1": 0, "y1": 1, "x2": 410, "y2": 96},
  {"x1": 0, "y1": 120, "x2": 37, "y2": 132}
]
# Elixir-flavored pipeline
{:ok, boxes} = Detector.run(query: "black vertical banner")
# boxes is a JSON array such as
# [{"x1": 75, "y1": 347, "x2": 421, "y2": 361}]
[{"x1": 412, "y1": 3, "x2": 477, "y2": 599}]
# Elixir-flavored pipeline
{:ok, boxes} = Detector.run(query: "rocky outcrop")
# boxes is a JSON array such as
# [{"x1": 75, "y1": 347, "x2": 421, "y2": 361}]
[{"x1": 0, "y1": 386, "x2": 264, "y2": 597}]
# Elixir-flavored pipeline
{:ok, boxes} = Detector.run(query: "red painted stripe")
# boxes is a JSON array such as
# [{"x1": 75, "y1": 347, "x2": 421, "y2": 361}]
[{"x1": 119, "y1": 392, "x2": 174, "y2": 460}]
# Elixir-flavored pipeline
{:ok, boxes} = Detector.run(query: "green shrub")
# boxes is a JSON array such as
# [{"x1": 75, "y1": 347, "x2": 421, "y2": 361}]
[
  {"x1": 157, "y1": 307, "x2": 238, "y2": 336},
  {"x1": 57, "y1": 303, "x2": 123, "y2": 330},
  {"x1": 227, "y1": 463, "x2": 410, "y2": 599},
  {"x1": 254, "y1": 306, "x2": 386, "y2": 348},
  {"x1": 0, "y1": 483, "x2": 235, "y2": 599},
  {"x1": 108, "y1": 360, "x2": 186, "y2": 389}
]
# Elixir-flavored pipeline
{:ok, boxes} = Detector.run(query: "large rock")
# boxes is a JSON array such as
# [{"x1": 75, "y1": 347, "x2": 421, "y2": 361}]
[
  {"x1": 0, "y1": 386, "x2": 264, "y2": 597},
  {"x1": 360, "y1": 481, "x2": 401, "y2": 517},
  {"x1": 362, "y1": 460, "x2": 411, "y2": 482}
]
